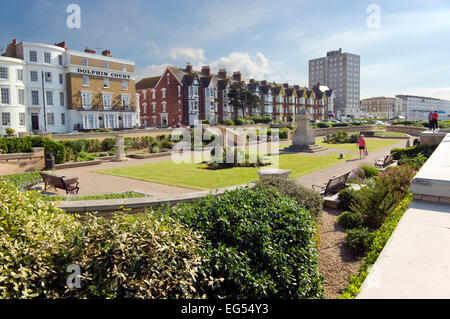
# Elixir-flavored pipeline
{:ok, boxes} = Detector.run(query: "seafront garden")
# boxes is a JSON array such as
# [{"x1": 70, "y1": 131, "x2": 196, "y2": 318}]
[{"x1": 0, "y1": 123, "x2": 438, "y2": 299}]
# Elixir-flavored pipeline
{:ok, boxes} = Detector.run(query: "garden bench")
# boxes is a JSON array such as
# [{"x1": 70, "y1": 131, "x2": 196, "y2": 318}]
[
  {"x1": 375, "y1": 152, "x2": 397, "y2": 169},
  {"x1": 40, "y1": 172, "x2": 80, "y2": 194},
  {"x1": 312, "y1": 172, "x2": 350, "y2": 196},
  {"x1": 361, "y1": 131, "x2": 375, "y2": 136}
]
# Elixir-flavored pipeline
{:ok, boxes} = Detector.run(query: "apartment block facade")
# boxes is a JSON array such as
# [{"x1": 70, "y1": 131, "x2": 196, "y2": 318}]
[
  {"x1": 396, "y1": 95, "x2": 450, "y2": 121},
  {"x1": 136, "y1": 63, "x2": 334, "y2": 127},
  {"x1": 360, "y1": 97, "x2": 404, "y2": 119},
  {"x1": 309, "y1": 48, "x2": 360, "y2": 120},
  {"x1": 1, "y1": 39, "x2": 139, "y2": 135}
]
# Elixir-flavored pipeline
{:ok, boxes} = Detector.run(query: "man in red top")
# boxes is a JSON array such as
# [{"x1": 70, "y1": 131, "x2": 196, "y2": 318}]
[
  {"x1": 356, "y1": 134, "x2": 367, "y2": 159},
  {"x1": 431, "y1": 110, "x2": 439, "y2": 132}
]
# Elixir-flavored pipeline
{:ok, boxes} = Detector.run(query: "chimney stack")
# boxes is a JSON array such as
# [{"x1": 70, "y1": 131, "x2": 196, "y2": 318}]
[
  {"x1": 261, "y1": 80, "x2": 267, "y2": 86},
  {"x1": 218, "y1": 68, "x2": 227, "y2": 78},
  {"x1": 102, "y1": 50, "x2": 111, "y2": 57},
  {"x1": 283, "y1": 83, "x2": 289, "y2": 88},
  {"x1": 85, "y1": 47, "x2": 96, "y2": 54},
  {"x1": 201, "y1": 65, "x2": 211, "y2": 75},
  {"x1": 186, "y1": 62, "x2": 193, "y2": 73},
  {"x1": 232, "y1": 71, "x2": 241, "y2": 82},
  {"x1": 12, "y1": 39, "x2": 17, "y2": 45},
  {"x1": 55, "y1": 41, "x2": 67, "y2": 49}
]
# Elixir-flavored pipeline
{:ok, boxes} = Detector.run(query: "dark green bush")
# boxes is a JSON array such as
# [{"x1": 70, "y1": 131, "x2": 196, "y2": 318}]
[
  {"x1": 163, "y1": 187, "x2": 324, "y2": 298},
  {"x1": 337, "y1": 211, "x2": 362, "y2": 229},
  {"x1": 344, "y1": 227, "x2": 373, "y2": 254},
  {"x1": 391, "y1": 144, "x2": 437, "y2": 161},
  {"x1": 101, "y1": 138, "x2": 116, "y2": 152},
  {"x1": 316, "y1": 122, "x2": 330, "y2": 128},
  {"x1": 398, "y1": 153, "x2": 428, "y2": 170},
  {"x1": 257, "y1": 177, "x2": 323, "y2": 220},
  {"x1": 0, "y1": 171, "x2": 43, "y2": 189},
  {"x1": 279, "y1": 130, "x2": 288, "y2": 139},
  {"x1": 202, "y1": 120, "x2": 210, "y2": 124},
  {"x1": 337, "y1": 188, "x2": 358, "y2": 211}
]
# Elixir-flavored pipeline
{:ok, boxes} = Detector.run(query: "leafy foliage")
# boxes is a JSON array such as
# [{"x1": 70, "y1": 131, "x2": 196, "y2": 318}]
[
  {"x1": 162, "y1": 187, "x2": 324, "y2": 298},
  {"x1": 323, "y1": 131, "x2": 359, "y2": 144},
  {"x1": 257, "y1": 177, "x2": 323, "y2": 220},
  {"x1": 340, "y1": 194, "x2": 413, "y2": 298},
  {"x1": 359, "y1": 165, "x2": 380, "y2": 178},
  {"x1": 337, "y1": 188, "x2": 358, "y2": 211},
  {"x1": 337, "y1": 210, "x2": 362, "y2": 229},
  {"x1": 344, "y1": 227, "x2": 373, "y2": 254}
]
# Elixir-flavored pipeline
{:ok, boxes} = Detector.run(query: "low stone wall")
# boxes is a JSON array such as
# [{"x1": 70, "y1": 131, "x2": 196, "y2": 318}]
[
  {"x1": 314, "y1": 124, "x2": 377, "y2": 137},
  {"x1": 386, "y1": 125, "x2": 425, "y2": 136},
  {"x1": 0, "y1": 147, "x2": 45, "y2": 175},
  {"x1": 54, "y1": 160, "x2": 102, "y2": 170}
]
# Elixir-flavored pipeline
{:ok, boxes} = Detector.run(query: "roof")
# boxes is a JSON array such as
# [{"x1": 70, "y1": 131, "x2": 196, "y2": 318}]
[{"x1": 135, "y1": 76, "x2": 160, "y2": 90}]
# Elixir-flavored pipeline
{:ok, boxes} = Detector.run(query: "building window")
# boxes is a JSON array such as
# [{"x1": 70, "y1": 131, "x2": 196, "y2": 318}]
[
  {"x1": 122, "y1": 65, "x2": 127, "y2": 72},
  {"x1": 162, "y1": 102, "x2": 167, "y2": 112},
  {"x1": 82, "y1": 76, "x2": 89, "y2": 87},
  {"x1": 104, "y1": 62, "x2": 109, "y2": 69},
  {"x1": 102, "y1": 93, "x2": 112, "y2": 110},
  {"x1": 82, "y1": 114, "x2": 98, "y2": 130},
  {"x1": 178, "y1": 100, "x2": 181, "y2": 112},
  {"x1": 142, "y1": 103, "x2": 147, "y2": 113},
  {"x1": 44, "y1": 72, "x2": 52, "y2": 83},
  {"x1": 18, "y1": 89, "x2": 25, "y2": 105},
  {"x1": 17, "y1": 69, "x2": 23, "y2": 81},
  {"x1": 103, "y1": 78, "x2": 109, "y2": 88},
  {"x1": 1, "y1": 112, "x2": 11, "y2": 126},
  {"x1": 0, "y1": 67, "x2": 8, "y2": 79},
  {"x1": 121, "y1": 95, "x2": 130, "y2": 108},
  {"x1": 29, "y1": 51, "x2": 37, "y2": 62},
  {"x1": 47, "y1": 113, "x2": 55, "y2": 126},
  {"x1": 124, "y1": 114, "x2": 133, "y2": 128},
  {"x1": 31, "y1": 71, "x2": 38, "y2": 82},
  {"x1": 161, "y1": 88, "x2": 166, "y2": 98},
  {"x1": 46, "y1": 91, "x2": 53, "y2": 106},
  {"x1": 58, "y1": 55, "x2": 63, "y2": 65},
  {"x1": 142, "y1": 91, "x2": 147, "y2": 99},
  {"x1": 61, "y1": 113, "x2": 66, "y2": 125},
  {"x1": 122, "y1": 81, "x2": 128, "y2": 90},
  {"x1": 151, "y1": 90, "x2": 155, "y2": 99},
  {"x1": 152, "y1": 102, "x2": 156, "y2": 112},
  {"x1": 44, "y1": 52, "x2": 51, "y2": 64},
  {"x1": 19, "y1": 113, "x2": 26, "y2": 126},
  {"x1": 177, "y1": 86, "x2": 181, "y2": 97},
  {"x1": 58, "y1": 73, "x2": 63, "y2": 84},
  {"x1": 60, "y1": 92, "x2": 65, "y2": 106},
  {"x1": 81, "y1": 92, "x2": 92, "y2": 109},
  {"x1": 166, "y1": 73, "x2": 170, "y2": 84},
  {"x1": 1, "y1": 88, "x2": 10, "y2": 104},
  {"x1": 82, "y1": 59, "x2": 88, "y2": 66},
  {"x1": 31, "y1": 91, "x2": 39, "y2": 105},
  {"x1": 104, "y1": 114, "x2": 116, "y2": 128}
]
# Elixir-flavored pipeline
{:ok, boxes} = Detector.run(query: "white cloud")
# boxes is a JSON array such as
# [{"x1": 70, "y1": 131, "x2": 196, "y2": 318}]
[
  {"x1": 136, "y1": 63, "x2": 170, "y2": 81},
  {"x1": 170, "y1": 47, "x2": 205, "y2": 63},
  {"x1": 206, "y1": 52, "x2": 271, "y2": 80}
]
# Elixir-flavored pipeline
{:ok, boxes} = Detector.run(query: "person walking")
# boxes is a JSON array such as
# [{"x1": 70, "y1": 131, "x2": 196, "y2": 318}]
[
  {"x1": 431, "y1": 110, "x2": 439, "y2": 132},
  {"x1": 428, "y1": 109, "x2": 434, "y2": 131},
  {"x1": 357, "y1": 134, "x2": 367, "y2": 159}
]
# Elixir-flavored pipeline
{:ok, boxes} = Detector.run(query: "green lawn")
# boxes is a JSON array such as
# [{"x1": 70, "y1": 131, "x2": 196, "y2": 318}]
[
  {"x1": 96, "y1": 152, "x2": 352, "y2": 190},
  {"x1": 316, "y1": 137, "x2": 403, "y2": 152}
]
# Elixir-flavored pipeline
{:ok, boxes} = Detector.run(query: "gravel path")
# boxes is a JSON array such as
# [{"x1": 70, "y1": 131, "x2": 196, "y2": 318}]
[{"x1": 318, "y1": 207, "x2": 364, "y2": 299}]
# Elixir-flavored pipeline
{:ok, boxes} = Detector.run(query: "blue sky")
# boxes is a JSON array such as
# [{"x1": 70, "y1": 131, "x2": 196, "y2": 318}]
[{"x1": 1, "y1": 0, "x2": 450, "y2": 99}]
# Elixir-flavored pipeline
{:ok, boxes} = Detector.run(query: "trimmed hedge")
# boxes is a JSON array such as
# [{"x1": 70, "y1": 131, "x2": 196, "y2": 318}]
[
  {"x1": 162, "y1": 187, "x2": 324, "y2": 298},
  {"x1": 391, "y1": 144, "x2": 437, "y2": 161}
]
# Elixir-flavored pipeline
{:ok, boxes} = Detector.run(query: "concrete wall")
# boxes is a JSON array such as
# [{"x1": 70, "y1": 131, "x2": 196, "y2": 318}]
[
  {"x1": 0, "y1": 147, "x2": 45, "y2": 175},
  {"x1": 386, "y1": 125, "x2": 425, "y2": 136},
  {"x1": 314, "y1": 124, "x2": 377, "y2": 137}
]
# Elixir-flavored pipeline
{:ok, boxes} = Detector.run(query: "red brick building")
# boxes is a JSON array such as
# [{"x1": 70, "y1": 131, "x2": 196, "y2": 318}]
[{"x1": 136, "y1": 63, "x2": 334, "y2": 127}]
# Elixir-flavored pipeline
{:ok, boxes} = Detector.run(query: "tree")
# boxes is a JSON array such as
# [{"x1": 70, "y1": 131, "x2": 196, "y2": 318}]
[
  {"x1": 5, "y1": 127, "x2": 15, "y2": 137},
  {"x1": 228, "y1": 82, "x2": 260, "y2": 119}
]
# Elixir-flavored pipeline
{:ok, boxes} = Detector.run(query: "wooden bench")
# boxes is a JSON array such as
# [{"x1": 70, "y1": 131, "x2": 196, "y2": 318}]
[
  {"x1": 40, "y1": 172, "x2": 80, "y2": 194},
  {"x1": 312, "y1": 172, "x2": 350, "y2": 196},
  {"x1": 375, "y1": 152, "x2": 397, "y2": 169},
  {"x1": 361, "y1": 131, "x2": 375, "y2": 136}
]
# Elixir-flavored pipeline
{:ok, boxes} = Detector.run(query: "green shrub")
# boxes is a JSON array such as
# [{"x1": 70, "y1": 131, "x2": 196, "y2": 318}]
[
  {"x1": 359, "y1": 165, "x2": 380, "y2": 178},
  {"x1": 344, "y1": 227, "x2": 373, "y2": 254},
  {"x1": 316, "y1": 122, "x2": 330, "y2": 128},
  {"x1": 5, "y1": 127, "x2": 15, "y2": 136},
  {"x1": 340, "y1": 194, "x2": 413, "y2": 298},
  {"x1": 202, "y1": 120, "x2": 210, "y2": 124},
  {"x1": 0, "y1": 172, "x2": 43, "y2": 190},
  {"x1": 391, "y1": 144, "x2": 437, "y2": 160},
  {"x1": 101, "y1": 138, "x2": 116, "y2": 152},
  {"x1": 257, "y1": 177, "x2": 323, "y2": 220},
  {"x1": 350, "y1": 165, "x2": 416, "y2": 229},
  {"x1": 76, "y1": 152, "x2": 97, "y2": 162},
  {"x1": 337, "y1": 211, "x2": 362, "y2": 229},
  {"x1": 331, "y1": 122, "x2": 349, "y2": 127},
  {"x1": 234, "y1": 118, "x2": 245, "y2": 126},
  {"x1": 337, "y1": 188, "x2": 358, "y2": 211},
  {"x1": 279, "y1": 130, "x2": 288, "y2": 139},
  {"x1": 398, "y1": 153, "x2": 428, "y2": 169},
  {"x1": 0, "y1": 181, "x2": 208, "y2": 299},
  {"x1": 162, "y1": 187, "x2": 324, "y2": 298}
]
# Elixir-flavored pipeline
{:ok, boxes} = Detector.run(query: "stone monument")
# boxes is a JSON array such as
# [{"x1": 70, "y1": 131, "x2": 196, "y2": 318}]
[
  {"x1": 285, "y1": 108, "x2": 327, "y2": 153},
  {"x1": 112, "y1": 135, "x2": 128, "y2": 162}
]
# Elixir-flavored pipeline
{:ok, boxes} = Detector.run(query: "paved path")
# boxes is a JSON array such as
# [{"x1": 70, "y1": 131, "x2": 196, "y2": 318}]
[
  {"x1": 295, "y1": 138, "x2": 413, "y2": 189},
  {"x1": 37, "y1": 138, "x2": 413, "y2": 197}
]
